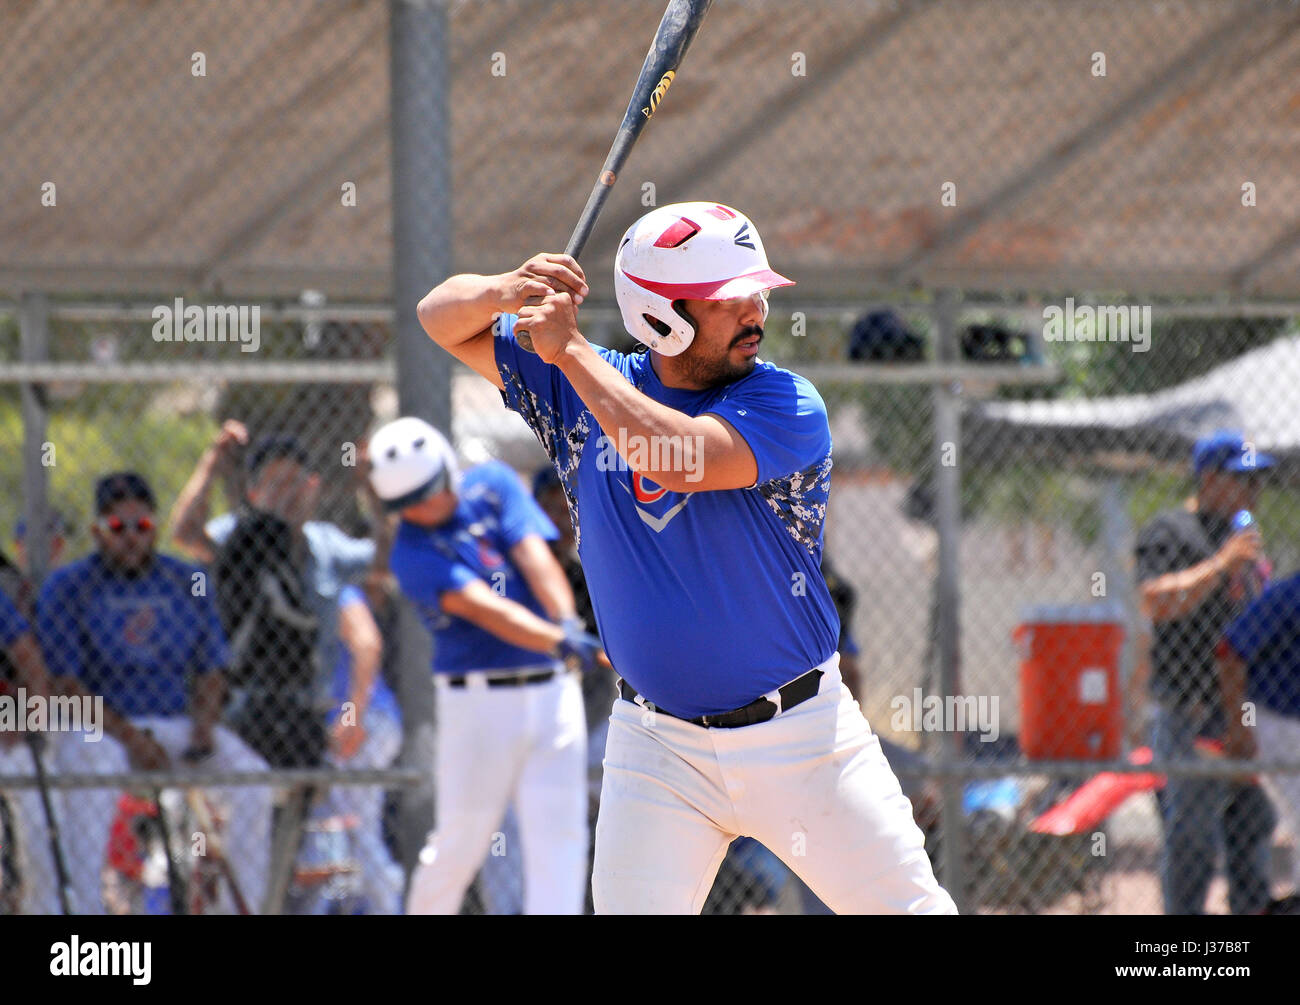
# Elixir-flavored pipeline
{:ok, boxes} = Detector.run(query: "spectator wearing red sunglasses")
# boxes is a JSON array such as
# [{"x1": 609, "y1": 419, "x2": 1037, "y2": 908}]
[{"x1": 35, "y1": 472, "x2": 273, "y2": 912}]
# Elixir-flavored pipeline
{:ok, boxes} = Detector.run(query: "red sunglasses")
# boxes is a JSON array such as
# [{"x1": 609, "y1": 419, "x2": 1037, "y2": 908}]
[{"x1": 98, "y1": 515, "x2": 155, "y2": 535}]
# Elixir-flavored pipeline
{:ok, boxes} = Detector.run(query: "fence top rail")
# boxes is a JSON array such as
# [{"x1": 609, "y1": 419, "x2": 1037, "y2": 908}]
[
  {"x1": 787, "y1": 361, "x2": 1062, "y2": 386},
  {"x1": 3, "y1": 760, "x2": 1297, "y2": 789},
  {"x1": 0, "y1": 359, "x2": 1064, "y2": 386}
]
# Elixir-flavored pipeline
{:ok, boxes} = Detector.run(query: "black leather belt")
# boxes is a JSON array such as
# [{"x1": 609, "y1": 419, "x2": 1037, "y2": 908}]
[
  {"x1": 618, "y1": 668, "x2": 825, "y2": 729},
  {"x1": 445, "y1": 669, "x2": 556, "y2": 689}
]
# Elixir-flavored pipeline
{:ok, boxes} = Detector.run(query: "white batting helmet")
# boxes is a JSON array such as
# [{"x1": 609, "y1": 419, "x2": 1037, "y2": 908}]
[
  {"x1": 368, "y1": 417, "x2": 460, "y2": 512},
  {"x1": 613, "y1": 201, "x2": 794, "y2": 356}
]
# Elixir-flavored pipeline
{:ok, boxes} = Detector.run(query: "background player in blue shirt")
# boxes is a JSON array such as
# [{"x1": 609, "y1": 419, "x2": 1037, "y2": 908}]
[
  {"x1": 417, "y1": 201, "x2": 955, "y2": 914},
  {"x1": 368, "y1": 417, "x2": 601, "y2": 914},
  {"x1": 1220, "y1": 570, "x2": 1300, "y2": 899},
  {"x1": 37, "y1": 472, "x2": 273, "y2": 913},
  {"x1": 1, "y1": 518, "x2": 130, "y2": 915}
]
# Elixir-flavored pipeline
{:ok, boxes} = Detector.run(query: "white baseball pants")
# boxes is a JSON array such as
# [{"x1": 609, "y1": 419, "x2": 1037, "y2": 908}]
[
  {"x1": 592, "y1": 653, "x2": 958, "y2": 914},
  {"x1": 406, "y1": 667, "x2": 587, "y2": 915},
  {"x1": 0, "y1": 729, "x2": 129, "y2": 914}
]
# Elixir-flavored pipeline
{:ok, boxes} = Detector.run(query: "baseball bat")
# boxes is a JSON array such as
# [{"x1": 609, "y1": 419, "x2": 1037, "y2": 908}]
[
  {"x1": 515, "y1": 0, "x2": 714, "y2": 352},
  {"x1": 24, "y1": 733, "x2": 73, "y2": 914},
  {"x1": 151, "y1": 787, "x2": 189, "y2": 915},
  {"x1": 184, "y1": 787, "x2": 251, "y2": 915}
]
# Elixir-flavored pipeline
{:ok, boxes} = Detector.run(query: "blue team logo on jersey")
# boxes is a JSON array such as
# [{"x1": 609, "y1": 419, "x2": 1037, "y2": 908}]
[{"x1": 617, "y1": 470, "x2": 693, "y2": 533}]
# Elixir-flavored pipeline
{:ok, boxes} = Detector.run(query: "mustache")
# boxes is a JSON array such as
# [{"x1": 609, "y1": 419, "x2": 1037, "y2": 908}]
[{"x1": 730, "y1": 325, "x2": 764, "y2": 347}]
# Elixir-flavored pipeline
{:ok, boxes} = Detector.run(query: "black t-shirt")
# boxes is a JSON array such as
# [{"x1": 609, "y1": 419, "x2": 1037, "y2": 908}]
[{"x1": 1135, "y1": 507, "x2": 1238, "y2": 710}]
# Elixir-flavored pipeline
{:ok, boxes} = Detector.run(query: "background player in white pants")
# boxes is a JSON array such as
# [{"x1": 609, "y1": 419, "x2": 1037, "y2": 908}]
[
  {"x1": 418, "y1": 201, "x2": 957, "y2": 914},
  {"x1": 367, "y1": 417, "x2": 601, "y2": 915}
]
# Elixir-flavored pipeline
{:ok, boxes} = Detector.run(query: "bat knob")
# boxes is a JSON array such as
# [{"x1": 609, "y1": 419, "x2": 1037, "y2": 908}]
[{"x1": 515, "y1": 330, "x2": 538, "y2": 354}]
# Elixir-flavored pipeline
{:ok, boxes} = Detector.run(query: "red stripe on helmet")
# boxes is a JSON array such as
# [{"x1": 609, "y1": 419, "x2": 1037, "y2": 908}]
[
  {"x1": 653, "y1": 218, "x2": 701, "y2": 248},
  {"x1": 622, "y1": 268, "x2": 795, "y2": 301}
]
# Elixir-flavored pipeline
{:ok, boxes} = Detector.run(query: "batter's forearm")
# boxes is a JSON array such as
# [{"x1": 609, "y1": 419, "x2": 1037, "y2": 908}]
[
  {"x1": 418, "y1": 274, "x2": 508, "y2": 348},
  {"x1": 556, "y1": 340, "x2": 709, "y2": 491},
  {"x1": 483, "y1": 602, "x2": 565, "y2": 653},
  {"x1": 442, "y1": 582, "x2": 567, "y2": 655},
  {"x1": 529, "y1": 565, "x2": 575, "y2": 623}
]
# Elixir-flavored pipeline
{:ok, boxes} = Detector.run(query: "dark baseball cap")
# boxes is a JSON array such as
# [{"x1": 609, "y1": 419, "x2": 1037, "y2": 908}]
[
  {"x1": 246, "y1": 434, "x2": 311, "y2": 476},
  {"x1": 94, "y1": 471, "x2": 157, "y2": 514},
  {"x1": 1192, "y1": 430, "x2": 1276, "y2": 476}
]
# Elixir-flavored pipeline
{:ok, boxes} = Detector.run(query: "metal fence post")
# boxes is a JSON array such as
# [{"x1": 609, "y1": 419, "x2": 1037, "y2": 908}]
[
  {"x1": 390, "y1": 0, "x2": 452, "y2": 431},
  {"x1": 931, "y1": 289, "x2": 967, "y2": 913},
  {"x1": 19, "y1": 291, "x2": 51, "y2": 588},
  {"x1": 389, "y1": 0, "x2": 453, "y2": 889}
]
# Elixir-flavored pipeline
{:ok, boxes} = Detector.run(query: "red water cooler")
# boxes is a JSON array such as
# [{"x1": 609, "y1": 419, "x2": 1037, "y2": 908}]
[{"x1": 1014, "y1": 604, "x2": 1125, "y2": 760}]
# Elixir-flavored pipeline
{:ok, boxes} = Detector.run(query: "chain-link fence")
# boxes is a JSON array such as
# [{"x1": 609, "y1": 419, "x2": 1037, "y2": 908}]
[{"x1": 4, "y1": 0, "x2": 1300, "y2": 915}]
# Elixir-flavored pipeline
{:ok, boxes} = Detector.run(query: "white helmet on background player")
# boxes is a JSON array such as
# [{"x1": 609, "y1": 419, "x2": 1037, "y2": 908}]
[
  {"x1": 613, "y1": 201, "x2": 794, "y2": 356},
  {"x1": 368, "y1": 416, "x2": 461, "y2": 512}
]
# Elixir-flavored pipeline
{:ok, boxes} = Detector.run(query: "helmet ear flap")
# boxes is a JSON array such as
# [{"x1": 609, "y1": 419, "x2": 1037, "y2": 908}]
[{"x1": 671, "y1": 299, "x2": 698, "y2": 336}]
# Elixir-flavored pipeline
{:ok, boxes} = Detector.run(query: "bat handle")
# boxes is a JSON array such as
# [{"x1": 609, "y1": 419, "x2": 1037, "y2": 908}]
[{"x1": 514, "y1": 169, "x2": 609, "y2": 353}]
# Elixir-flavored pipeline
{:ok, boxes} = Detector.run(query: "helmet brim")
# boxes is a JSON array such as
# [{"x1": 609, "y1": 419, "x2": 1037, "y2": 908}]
[
  {"x1": 623, "y1": 268, "x2": 795, "y2": 302},
  {"x1": 377, "y1": 464, "x2": 452, "y2": 512}
]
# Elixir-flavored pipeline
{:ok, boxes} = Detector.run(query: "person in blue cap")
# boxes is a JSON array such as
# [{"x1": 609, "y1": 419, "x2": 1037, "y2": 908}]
[{"x1": 1135, "y1": 429, "x2": 1279, "y2": 914}]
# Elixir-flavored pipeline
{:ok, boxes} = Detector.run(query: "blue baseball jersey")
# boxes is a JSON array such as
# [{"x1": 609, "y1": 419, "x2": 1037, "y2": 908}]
[
  {"x1": 389, "y1": 460, "x2": 560, "y2": 673},
  {"x1": 332, "y1": 585, "x2": 401, "y2": 722},
  {"x1": 0, "y1": 588, "x2": 29, "y2": 649},
  {"x1": 1223, "y1": 570, "x2": 1300, "y2": 718},
  {"x1": 36, "y1": 553, "x2": 230, "y2": 718},
  {"x1": 493, "y1": 312, "x2": 840, "y2": 719}
]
